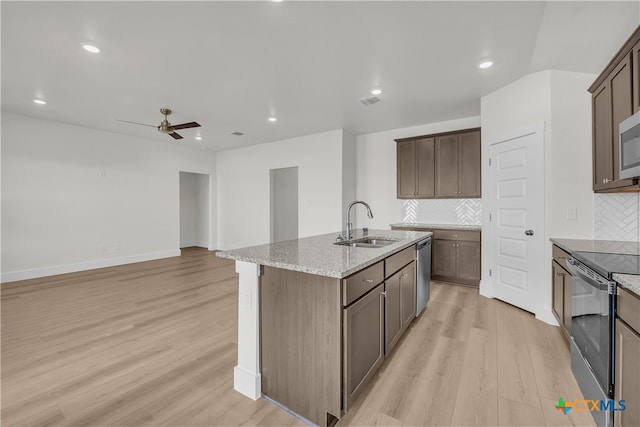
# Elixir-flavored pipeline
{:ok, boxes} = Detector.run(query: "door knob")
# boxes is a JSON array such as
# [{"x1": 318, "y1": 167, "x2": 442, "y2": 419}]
[{"x1": 525, "y1": 230, "x2": 534, "y2": 236}]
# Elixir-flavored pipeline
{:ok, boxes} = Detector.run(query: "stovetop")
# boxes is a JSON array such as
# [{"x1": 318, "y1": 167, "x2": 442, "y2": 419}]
[{"x1": 572, "y1": 251, "x2": 640, "y2": 279}]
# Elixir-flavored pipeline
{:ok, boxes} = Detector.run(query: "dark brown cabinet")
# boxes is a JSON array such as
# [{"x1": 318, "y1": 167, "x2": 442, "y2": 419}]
[
  {"x1": 590, "y1": 25, "x2": 640, "y2": 192},
  {"x1": 615, "y1": 286, "x2": 640, "y2": 427},
  {"x1": 431, "y1": 229, "x2": 481, "y2": 286},
  {"x1": 551, "y1": 245, "x2": 572, "y2": 344},
  {"x1": 343, "y1": 283, "x2": 384, "y2": 410},
  {"x1": 384, "y1": 260, "x2": 415, "y2": 355},
  {"x1": 396, "y1": 128, "x2": 480, "y2": 199},
  {"x1": 396, "y1": 138, "x2": 434, "y2": 198},
  {"x1": 435, "y1": 130, "x2": 481, "y2": 198}
]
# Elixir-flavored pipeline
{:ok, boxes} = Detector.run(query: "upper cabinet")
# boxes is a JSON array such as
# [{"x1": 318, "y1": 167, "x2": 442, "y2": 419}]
[
  {"x1": 589, "y1": 26, "x2": 640, "y2": 192},
  {"x1": 396, "y1": 128, "x2": 480, "y2": 199}
]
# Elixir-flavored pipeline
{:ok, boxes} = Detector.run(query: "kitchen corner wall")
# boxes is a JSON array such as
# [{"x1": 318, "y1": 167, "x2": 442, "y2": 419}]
[{"x1": 594, "y1": 193, "x2": 640, "y2": 242}]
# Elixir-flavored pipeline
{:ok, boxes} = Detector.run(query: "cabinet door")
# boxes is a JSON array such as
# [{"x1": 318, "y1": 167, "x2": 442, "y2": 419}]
[
  {"x1": 384, "y1": 272, "x2": 403, "y2": 355},
  {"x1": 552, "y1": 261, "x2": 563, "y2": 325},
  {"x1": 400, "y1": 261, "x2": 416, "y2": 332},
  {"x1": 416, "y1": 138, "x2": 435, "y2": 198},
  {"x1": 432, "y1": 239, "x2": 456, "y2": 277},
  {"x1": 562, "y1": 272, "x2": 571, "y2": 334},
  {"x1": 343, "y1": 283, "x2": 385, "y2": 410},
  {"x1": 458, "y1": 131, "x2": 481, "y2": 197},
  {"x1": 615, "y1": 319, "x2": 640, "y2": 427},
  {"x1": 435, "y1": 134, "x2": 459, "y2": 197},
  {"x1": 593, "y1": 81, "x2": 613, "y2": 191},
  {"x1": 456, "y1": 241, "x2": 481, "y2": 282},
  {"x1": 397, "y1": 140, "x2": 416, "y2": 198},
  {"x1": 609, "y1": 55, "x2": 635, "y2": 188},
  {"x1": 633, "y1": 40, "x2": 640, "y2": 113}
]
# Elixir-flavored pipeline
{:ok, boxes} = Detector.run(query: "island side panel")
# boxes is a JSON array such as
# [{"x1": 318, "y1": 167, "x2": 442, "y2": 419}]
[{"x1": 261, "y1": 266, "x2": 342, "y2": 426}]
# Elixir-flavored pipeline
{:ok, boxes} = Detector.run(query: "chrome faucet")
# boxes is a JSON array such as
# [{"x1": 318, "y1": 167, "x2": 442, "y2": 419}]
[{"x1": 345, "y1": 200, "x2": 374, "y2": 240}]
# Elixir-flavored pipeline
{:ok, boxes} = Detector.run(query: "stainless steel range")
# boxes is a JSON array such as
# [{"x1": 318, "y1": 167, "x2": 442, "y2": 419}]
[{"x1": 568, "y1": 251, "x2": 640, "y2": 427}]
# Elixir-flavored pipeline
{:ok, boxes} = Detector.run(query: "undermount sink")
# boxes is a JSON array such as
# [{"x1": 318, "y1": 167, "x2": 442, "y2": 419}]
[{"x1": 334, "y1": 236, "x2": 399, "y2": 248}]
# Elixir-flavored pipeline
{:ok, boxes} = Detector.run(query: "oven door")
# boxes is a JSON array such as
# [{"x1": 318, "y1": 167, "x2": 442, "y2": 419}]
[{"x1": 567, "y1": 258, "x2": 614, "y2": 395}]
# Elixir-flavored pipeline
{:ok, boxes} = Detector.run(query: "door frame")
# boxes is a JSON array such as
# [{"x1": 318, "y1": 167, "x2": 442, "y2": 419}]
[
  {"x1": 481, "y1": 122, "x2": 555, "y2": 324},
  {"x1": 178, "y1": 170, "x2": 212, "y2": 251}
]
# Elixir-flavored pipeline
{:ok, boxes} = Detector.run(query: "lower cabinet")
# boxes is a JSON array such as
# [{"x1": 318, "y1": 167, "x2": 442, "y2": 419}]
[
  {"x1": 551, "y1": 260, "x2": 572, "y2": 343},
  {"x1": 615, "y1": 319, "x2": 640, "y2": 427},
  {"x1": 615, "y1": 286, "x2": 640, "y2": 427},
  {"x1": 343, "y1": 283, "x2": 385, "y2": 410},
  {"x1": 384, "y1": 261, "x2": 416, "y2": 355},
  {"x1": 432, "y1": 230, "x2": 481, "y2": 285}
]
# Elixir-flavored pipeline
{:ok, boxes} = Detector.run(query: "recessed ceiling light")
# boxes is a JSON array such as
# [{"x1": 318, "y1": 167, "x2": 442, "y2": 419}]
[
  {"x1": 82, "y1": 44, "x2": 100, "y2": 54},
  {"x1": 33, "y1": 99, "x2": 46, "y2": 105},
  {"x1": 478, "y1": 60, "x2": 493, "y2": 69},
  {"x1": 268, "y1": 117, "x2": 277, "y2": 122},
  {"x1": 272, "y1": 0, "x2": 283, "y2": 3},
  {"x1": 371, "y1": 88, "x2": 382, "y2": 96},
  {"x1": 195, "y1": 136, "x2": 203, "y2": 140}
]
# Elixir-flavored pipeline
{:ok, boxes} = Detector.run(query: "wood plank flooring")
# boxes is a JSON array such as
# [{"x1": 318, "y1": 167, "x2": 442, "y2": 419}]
[{"x1": 2, "y1": 248, "x2": 595, "y2": 426}]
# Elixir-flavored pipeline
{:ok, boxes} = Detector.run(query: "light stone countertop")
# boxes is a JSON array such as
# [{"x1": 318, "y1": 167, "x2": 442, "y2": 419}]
[
  {"x1": 613, "y1": 274, "x2": 640, "y2": 298},
  {"x1": 550, "y1": 238, "x2": 640, "y2": 256},
  {"x1": 216, "y1": 229, "x2": 432, "y2": 279},
  {"x1": 390, "y1": 223, "x2": 482, "y2": 231}
]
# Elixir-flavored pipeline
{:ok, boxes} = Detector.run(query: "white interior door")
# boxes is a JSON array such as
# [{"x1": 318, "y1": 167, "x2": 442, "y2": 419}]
[{"x1": 489, "y1": 127, "x2": 544, "y2": 314}]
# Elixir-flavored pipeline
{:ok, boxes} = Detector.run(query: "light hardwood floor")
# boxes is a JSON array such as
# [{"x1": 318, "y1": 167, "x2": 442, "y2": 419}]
[{"x1": 2, "y1": 248, "x2": 594, "y2": 426}]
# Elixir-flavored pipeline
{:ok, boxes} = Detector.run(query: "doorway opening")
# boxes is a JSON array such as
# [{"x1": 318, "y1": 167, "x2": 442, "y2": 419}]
[
  {"x1": 270, "y1": 167, "x2": 299, "y2": 243},
  {"x1": 179, "y1": 171, "x2": 210, "y2": 249}
]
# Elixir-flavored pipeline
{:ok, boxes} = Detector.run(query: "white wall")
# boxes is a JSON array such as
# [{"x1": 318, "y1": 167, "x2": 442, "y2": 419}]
[
  {"x1": 354, "y1": 116, "x2": 481, "y2": 229},
  {"x1": 180, "y1": 171, "x2": 210, "y2": 248},
  {"x1": 480, "y1": 70, "x2": 596, "y2": 322},
  {"x1": 342, "y1": 130, "x2": 356, "y2": 232},
  {"x1": 1, "y1": 113, "x2": 217, "y2": 282},
  {"x1": 216, "y1": 129, "x2": 345, "y2": 250}
]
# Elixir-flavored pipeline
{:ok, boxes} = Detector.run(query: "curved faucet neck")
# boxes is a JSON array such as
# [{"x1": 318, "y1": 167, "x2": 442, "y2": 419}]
[{"x1": 346, "y1": 200, "x2": 374, "y2": 239}]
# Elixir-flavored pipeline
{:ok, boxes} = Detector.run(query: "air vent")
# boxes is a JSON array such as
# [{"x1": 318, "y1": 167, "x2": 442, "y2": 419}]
[
  {"x1": 231, "y1": 131, "x2": 244, "y2": 136},
  {"x1": 359, "y1": 96, "x2": 381, "y2": 106}
]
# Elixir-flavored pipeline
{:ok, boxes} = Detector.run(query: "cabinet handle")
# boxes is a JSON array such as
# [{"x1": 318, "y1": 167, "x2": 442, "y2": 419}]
[
  {"x1": 363, "y1": 279, "x2": 374, "y2": 283},
  {"x1": 401, "y1": 273, "x2": 408, "y2": 279},
  {"x1": 603, "y1": 178, "x2": 611, "y2": 184},
  {"x1": 380, "y1": 291, "x2": 387, "y2": 297},
  {"x1": 556, "y1": 272, "x2": 565, "y2": 277}
]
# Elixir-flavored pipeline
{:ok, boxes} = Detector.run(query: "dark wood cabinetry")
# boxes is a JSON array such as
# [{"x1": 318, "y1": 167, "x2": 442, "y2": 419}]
[
  {"x1": 551, "y1": 245, "x2": 572, "y2": 344},
  {"x1": 431, "y1": 229, "x2": 481, "y2": 286},
  {"x1": 396, "y1": 138, "x2": 434, "y2": 198},
  {"x1": 396, "y1": 128, "x2": 480, "y2": 199},
  {"x1": 589, "y1": 25, "x2": 640, "y2": 192},
  {"x1": 615, "y1": 287, "x2": 640, "y2": 427}
]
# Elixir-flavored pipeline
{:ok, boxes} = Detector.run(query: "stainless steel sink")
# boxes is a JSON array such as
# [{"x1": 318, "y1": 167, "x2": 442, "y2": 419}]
[{"x1": 334, "y1": 237, "x2": 399, "y2": 248}]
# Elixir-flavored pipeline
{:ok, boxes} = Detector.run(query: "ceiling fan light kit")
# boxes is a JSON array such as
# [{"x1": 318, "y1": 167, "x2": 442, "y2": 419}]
[{"x1": 117, "y1": 108, "x2": 201, "y2": 140}]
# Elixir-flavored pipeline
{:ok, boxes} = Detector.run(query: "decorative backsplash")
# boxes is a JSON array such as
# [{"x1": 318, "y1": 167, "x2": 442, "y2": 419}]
[
  {"x1": 402, "y1": 199, "x2": 482, "y2": 225},
  {"x1": 594, "y1": 193, "x2": 639, "y2": 242}
]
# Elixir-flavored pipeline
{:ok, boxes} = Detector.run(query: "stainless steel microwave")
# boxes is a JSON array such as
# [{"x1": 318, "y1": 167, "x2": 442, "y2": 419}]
[{"x1": 620, "y1": 111, "x2": 640, "y2": 179}]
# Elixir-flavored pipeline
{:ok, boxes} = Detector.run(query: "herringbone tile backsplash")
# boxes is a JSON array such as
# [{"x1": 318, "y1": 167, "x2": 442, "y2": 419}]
[
  {"x1": 402, "y1": 199, "x2": 482, "y2": 225},
  {"x1": 594, "y1": 193, "x2": 639, "y2": 242}
]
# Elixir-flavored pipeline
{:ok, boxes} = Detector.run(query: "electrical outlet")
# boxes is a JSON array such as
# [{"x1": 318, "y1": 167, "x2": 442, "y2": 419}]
[
  {"x1": 114, "y1": 242, "x2": 121, "y2": 251},
  {"x1": 566, "y1": 207, "x2": 577, "y2": 220}
]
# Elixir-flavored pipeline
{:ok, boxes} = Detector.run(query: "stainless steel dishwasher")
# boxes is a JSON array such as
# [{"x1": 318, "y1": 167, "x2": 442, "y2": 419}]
[{"x1": 416, "y1": 237, "x2": 432, "y2": 316}]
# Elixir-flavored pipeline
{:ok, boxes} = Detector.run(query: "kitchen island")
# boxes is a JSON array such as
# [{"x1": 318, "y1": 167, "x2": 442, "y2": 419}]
[{"x1": 217, "y1": 229, "x2": 430, "y2": 426}]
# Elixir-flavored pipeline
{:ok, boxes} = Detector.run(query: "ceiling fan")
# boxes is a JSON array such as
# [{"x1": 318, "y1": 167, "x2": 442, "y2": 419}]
[{"x1": 117, "y1": 108, "x2": 201, "y2": 140}]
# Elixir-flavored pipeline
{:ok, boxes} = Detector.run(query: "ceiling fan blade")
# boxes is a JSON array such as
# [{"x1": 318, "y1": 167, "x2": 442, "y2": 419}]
[
  {"x1": 115, "y1": 119, "x2": 157, "y2": 128},
  {"x1": 170, "y1": 121, "x2": 201, "y2": 130},
  {"x1": 169, "y1": 132, "x2": 183, "y2": 140}
]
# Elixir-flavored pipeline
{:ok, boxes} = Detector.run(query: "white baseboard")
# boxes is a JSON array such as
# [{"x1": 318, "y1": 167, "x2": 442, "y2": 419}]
[
  {"x1": 180, "y1": 240, "x2": 209, "y2": 248},
  {"x1": 1, "y1": 249, "x2": 181, "y2": 283},
  {"x1": 234, "y1": 365, "x2": 261, "y2": 400},
  {"x1": 535, "y1": 308, "x2": 558, "y2": 326}
]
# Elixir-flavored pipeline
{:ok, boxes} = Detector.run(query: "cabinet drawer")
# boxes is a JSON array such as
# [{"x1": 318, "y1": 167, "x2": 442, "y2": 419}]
[
  {"x1": 343, "y1": 261, "x2": 384, "y2": 306},
  {"x1": 618, "y1": 286, "x2": 640, "y2": 333},
  {"x1": 433, "y1": 229, "x2": 480, "y2": 242},
  {"x1": 552, "y1": 245, "x2": 571, "y2": 272},
  {"x1": 385, "y1": 246, "x2": 415, "y2": 278}
]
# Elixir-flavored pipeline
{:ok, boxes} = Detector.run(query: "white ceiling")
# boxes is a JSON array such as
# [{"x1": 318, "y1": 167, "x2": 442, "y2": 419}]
[{"x1": 2, "y1": 1, "x2": 639, "y2": 151}]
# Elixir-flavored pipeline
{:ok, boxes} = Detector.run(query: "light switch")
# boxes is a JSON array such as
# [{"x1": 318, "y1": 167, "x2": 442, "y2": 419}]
[
  {"x1": 242, "y1": 290, "x2": 252, "y2": 309},
  {"x1": 566, "y1": 207, "x2": 577, "y2": 220}
]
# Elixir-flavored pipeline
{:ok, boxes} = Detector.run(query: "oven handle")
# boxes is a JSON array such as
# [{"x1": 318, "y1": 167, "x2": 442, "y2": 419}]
[{"x1": 567, "y1": 257, "x2": 613, "y2": 292}]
